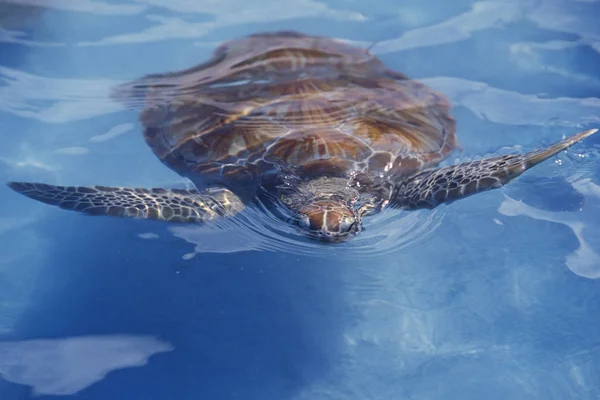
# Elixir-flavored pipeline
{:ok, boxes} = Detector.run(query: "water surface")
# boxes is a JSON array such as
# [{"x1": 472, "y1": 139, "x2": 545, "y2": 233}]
[{"x1": 1, "y1": 0, "x2": 600, "y2": 399}]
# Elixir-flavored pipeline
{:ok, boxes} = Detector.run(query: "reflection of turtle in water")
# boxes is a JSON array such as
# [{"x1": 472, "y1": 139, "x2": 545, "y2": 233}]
[{"x1": 8, "y1": 31, "x2": 597, "y2": 242}]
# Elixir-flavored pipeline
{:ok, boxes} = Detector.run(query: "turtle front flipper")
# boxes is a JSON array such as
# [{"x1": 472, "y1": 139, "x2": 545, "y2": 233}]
[
  {"x1": 7, "y1": 183, "x2": 244, "y2": 223},
  {"x1": 391, "y1": 128, "x2": 598, "y2": 210}
]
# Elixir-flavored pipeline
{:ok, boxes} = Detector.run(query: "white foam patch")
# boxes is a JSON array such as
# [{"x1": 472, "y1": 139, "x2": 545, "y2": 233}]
[
  {"x1": 90, "y1": 123, "x2": 134, "y2": 143},
  {"x1": 169, "y1": 224, "x2": 265, "y2": 255},
  {"x1": 137, "y1": 232, "x2": 159, "y2": 239},
  {"x1": 0, "y1": 0, "x2": 145, "y2": 15},
  {"x1": 182, "y1": 252, "x2": 196, "y2": 260},
  {"x1": 0, "y1": 67, "x2": 124, "y2": 123},
  {"x1": 420, "y1": 77, "x2": 600, "y2": 128},
  {"x1": 0, "y1": 28, "x2": 65, "y2": 47},
  {"x1": 77, "y1": 0, "x2": 365, "y2": 46},
  {"x1": 366, "y1": 1, "x2": 524, "y2": 54},
  {"x1": 90, "y1": 123, "x2": 134, "y2": 142},
  {"x1": 54, "y1": 146, "x2": 90, "y2": 155},
  {"x1": 498, "y1": 180, "x2": 600, "y2": 279},
  {"x1": 0, "y1": 335, "x2": 173, "y2": 396},
  {"x1": 359, "y1": 0, "x2": 600, "y2": 59}
]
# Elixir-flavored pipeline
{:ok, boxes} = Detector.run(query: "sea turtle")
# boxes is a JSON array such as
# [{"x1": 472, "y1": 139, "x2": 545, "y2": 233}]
[{"x1": 8, "y1": 31, "x2": 597, "y2": 242}]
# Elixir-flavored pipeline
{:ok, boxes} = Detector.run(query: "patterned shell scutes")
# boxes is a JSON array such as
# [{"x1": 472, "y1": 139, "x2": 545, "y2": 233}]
[{"x1": 113, "y1": 31, "x2": 457, "y2": 189}]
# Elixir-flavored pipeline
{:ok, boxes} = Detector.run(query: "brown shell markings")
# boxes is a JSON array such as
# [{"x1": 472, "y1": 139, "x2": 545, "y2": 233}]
[{"x1": 114, "y1": 31, "x2": 457, "y2": 190}]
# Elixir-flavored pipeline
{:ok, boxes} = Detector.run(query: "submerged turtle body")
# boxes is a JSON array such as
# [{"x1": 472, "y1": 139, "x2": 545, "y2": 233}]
[
  {"x1": 8, "y1": 31, "x2": 597, "y2": 242},
  {"x1": 124, "y1": 31, "x2": 456, "y2": 192}
]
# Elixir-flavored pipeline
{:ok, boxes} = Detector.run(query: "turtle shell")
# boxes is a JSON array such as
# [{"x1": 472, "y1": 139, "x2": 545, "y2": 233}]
[{"x1": 115, "y1": 31, "x2": 457, "y2": 191}]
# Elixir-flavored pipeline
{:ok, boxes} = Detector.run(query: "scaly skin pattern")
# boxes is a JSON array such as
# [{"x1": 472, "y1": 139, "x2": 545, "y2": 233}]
[
  {"x1": 7, "y1": 182, "x2": 243, "y2": 223},
  {"x1": 392, "y1": 129, "x2": 599, "y2": 210},
  {"x1": 114, "y1": 30, "x2": 456, "y2": 191}
]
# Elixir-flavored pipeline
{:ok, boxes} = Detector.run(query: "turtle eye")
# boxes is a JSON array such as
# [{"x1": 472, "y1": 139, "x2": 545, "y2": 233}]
[
  {"x1": 281, "y1": 195, "x2": 292, "y2": 205},
  {"x1": 298, "y1": 214, "x2": 310, "y2": 229},
  {"x1": 339, "y1": 215, "x2": 355, "y2": 233}
]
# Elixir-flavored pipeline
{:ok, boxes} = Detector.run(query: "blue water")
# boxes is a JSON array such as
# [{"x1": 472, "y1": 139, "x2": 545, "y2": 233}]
[{"x1": 1, "y1": 1, "x2": 600, "y2": 399}]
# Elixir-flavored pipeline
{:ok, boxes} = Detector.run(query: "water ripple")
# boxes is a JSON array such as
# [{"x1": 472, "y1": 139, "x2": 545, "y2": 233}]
[{"x1": 167, "y1": 200, "x2": 445, "y2": 259}]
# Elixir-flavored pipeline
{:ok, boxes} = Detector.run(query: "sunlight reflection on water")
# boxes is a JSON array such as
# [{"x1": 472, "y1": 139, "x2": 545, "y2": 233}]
[
  {"x1": 1, "y1": 0, "x2": 600, "y2": 399},
  {"x1": 0, "y1": 335, "x2": 173, "y2": 396}
]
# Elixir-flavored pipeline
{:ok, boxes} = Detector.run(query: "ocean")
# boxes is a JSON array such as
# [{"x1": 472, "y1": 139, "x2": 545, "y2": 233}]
[{"x1": 1, "y1": 1, "x2": 599, "y2": 399}]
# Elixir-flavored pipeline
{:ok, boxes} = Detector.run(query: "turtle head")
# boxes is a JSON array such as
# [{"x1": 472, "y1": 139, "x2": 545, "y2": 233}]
[
  {"x1": 297, "y1": 199, "x2": 359, "y2": 241},
  {"x1": 279, "y1": 177, "x2": 362, "y2": 242}
]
